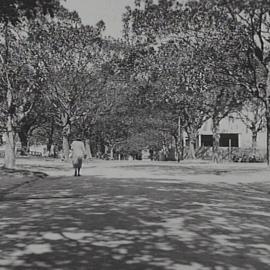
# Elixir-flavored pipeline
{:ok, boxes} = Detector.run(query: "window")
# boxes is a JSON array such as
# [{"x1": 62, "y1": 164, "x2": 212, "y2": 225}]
[
  {"x1": 201, "y1": 134, "x2": 239, "y2": 147},
  {"x1": 219, "y1": 134, "x2": 239, "y2": 147},
  {"x1": 201, "y1": 135, "x2": 213, "y2": 147},
  {"x1": 228, "y1": 116, "x2": 234, "y2": 123}
]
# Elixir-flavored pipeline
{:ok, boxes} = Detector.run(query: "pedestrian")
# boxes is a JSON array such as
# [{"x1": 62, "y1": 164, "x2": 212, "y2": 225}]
[{"x1": 70, "y1": 138, "x2": 86, "y2": 177}]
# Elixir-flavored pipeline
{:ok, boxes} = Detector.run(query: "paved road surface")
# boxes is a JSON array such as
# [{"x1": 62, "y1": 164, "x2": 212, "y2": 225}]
[{"x1": 1, "y1": 160, "x2": 270, "y2": 269}]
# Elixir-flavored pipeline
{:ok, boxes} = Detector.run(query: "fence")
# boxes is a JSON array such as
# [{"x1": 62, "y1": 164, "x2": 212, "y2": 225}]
[
  {"x1": 191, "y1": 146, "x2": 266, "y2": 162},
  {"x1": 0, "y1": 149, "x2": 43, "y2": 158}
]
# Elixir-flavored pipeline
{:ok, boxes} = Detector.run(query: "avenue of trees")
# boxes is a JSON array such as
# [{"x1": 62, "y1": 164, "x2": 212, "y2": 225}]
[{"x1": 0, "y1": 0, "x2": 270, "y2": 168}]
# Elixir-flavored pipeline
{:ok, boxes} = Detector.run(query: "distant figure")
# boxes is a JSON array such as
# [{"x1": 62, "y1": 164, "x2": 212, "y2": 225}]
[{"x1": 71, "y1": 139, "x2": 86, "y2": 176}]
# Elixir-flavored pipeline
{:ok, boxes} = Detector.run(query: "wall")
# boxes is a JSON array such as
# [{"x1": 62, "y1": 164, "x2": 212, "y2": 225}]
[{"x1": 198, "y1": 113, "x2": 267, "y2": 149}]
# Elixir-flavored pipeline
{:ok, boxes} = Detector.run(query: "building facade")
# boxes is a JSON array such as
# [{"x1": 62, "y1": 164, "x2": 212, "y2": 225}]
[{"x1": 197, "y1": 113, "x2": 266, "y2": 150}]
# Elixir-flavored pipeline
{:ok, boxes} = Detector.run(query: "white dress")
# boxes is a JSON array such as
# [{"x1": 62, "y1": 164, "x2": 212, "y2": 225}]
[{"x1": 71, "y1": 141, "x2": 85, "y2": 168}]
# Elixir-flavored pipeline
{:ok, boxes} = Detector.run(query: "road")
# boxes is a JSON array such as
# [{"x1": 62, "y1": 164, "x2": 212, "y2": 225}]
[{"x1": 0, "y1": 160, "x2": 270, "y2": 270}]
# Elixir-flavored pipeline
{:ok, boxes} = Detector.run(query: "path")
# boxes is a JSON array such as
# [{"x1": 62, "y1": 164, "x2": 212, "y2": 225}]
[{"x1": 0, "y1": 159, "x2": 270, "y2": 269}]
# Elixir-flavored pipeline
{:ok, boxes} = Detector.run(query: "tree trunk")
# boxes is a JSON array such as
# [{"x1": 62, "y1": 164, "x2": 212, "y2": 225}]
[
  {"x1": 189, "y1": 140, "x2": 196, "y2": 159},
  {"x1": 266, "y1": 112, "x2": 270, "y2": 165},
  {"x1": 47, "y1": 139, "x2": 53, "y2": 156},
  {"x1": 251, "y1": 129, "x2": 257, "y2": 155},
  {"x1": 47, "y1": 118, "x2": 54, "y2": 153},
  {"x1": 61, "y1": 112, "x2": 71, "y2": 161},
  {"x1": 62, "y1": 123, "x2": 70, "y2": 161},
  {"x1": 4, "y1": 23, "x2": 16, "y2": 168},
  {"x1": 180, "y1": 136, "x2": 184, "y2": 161},
  {"x1": 186, "y1": 131, "x2": 196, "y2": 159},
  {"x1": 18, "y1": 129, "x2": 28, "y2": 156},
  {"x1": 264, "y1": 62, "x2": 270, "y2": 165},
  {"x1": 265, "y1": 64, "x2": 270, "y2": 164},
  {"x1": 4, "y1": 116, "x2": 16, "y2": 169},
  {"x1": 85, "y1": 139, "x2": 92, "y2": 159},
  {"x1": 174, "y1": 135, "x2": 181, "y2": 163},
  {"x1": 63, "y1": 135, "x2": 69, "y2": 161},
  {"x1": 212, "y1": 118, "x2": 220, "y2": 163},
  {"x1": 175, "y1": 118, "x2": 184, "y2": 162},
  {"x1": 110, "y1": 146, "x2": 114, "y2": 160}
]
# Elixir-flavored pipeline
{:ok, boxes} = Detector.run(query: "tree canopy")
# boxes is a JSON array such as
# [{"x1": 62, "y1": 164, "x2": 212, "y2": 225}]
[
  {"x1": 0, "y1": 0, "x2": 60, "y2": 24},
  {"x1": 1, "y1": 0, "x2": 270, "y2": 167}
]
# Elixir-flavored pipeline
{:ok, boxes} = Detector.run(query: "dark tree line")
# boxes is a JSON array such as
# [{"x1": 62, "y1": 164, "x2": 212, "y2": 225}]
[{"x1": 0, "y1": 0, "x2": 269, "y2": 168}]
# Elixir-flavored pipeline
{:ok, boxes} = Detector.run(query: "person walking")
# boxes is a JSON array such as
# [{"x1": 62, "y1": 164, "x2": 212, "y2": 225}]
[{"x1": 71, "y1": 138, "x2": 86, "y2": 176}]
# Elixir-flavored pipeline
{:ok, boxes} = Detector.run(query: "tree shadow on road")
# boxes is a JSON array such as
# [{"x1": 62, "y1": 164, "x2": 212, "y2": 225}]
[{"x1": 1, "y1": 178, "x2": 270, "y2": 269}]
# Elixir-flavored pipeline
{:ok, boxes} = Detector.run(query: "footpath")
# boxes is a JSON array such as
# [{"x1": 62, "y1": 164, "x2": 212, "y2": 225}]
[{"x1": 1, "y1": 157, "x2": 269, "y2": 187}]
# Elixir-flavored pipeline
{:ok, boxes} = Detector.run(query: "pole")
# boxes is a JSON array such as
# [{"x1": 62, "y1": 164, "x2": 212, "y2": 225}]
[
  {"x1": 229, "y1": 139, "x2": 232, "y2": 162},
  {"x1": 265, "y1": 63, "x2": 270, "y2": 165},
  {"x1": 178, "y1": 115, "x2": 182, "y2": 162}
]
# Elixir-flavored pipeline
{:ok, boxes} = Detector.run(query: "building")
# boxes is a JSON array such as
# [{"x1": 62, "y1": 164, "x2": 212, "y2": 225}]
[{"x1": 197, "y1": 113, "x2": 266, "y2": 150}]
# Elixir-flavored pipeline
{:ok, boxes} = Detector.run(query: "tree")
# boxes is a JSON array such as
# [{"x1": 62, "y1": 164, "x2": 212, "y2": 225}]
[
  {"x1": 0, "y1": 0, "x2": 59, "y2": 25},
  {"x1": 0, "y1": 26, "x2": 46, "y2": 168},
  {"x1": 70, "y1": 37, "x2": 132, "y2": 159},
  {"x1": 123, "y1": 0, "x2": 255, "y2": 162},
  {"x1": 0, "y1": 0, "x2": 60, "y2": 168},
  {"x1": 238, "y1": 98, "x2": 266, "y2": 154},
  {"x1": 31, "y1": 7, "x2": 104, "y2": 160},
  {"x1": 17, "y1": 95, "x2": 59, "y2": 155},
  {"x1": 218, "y1": 0, "x2": 270, "y2": 164},
  {"x1": 123, "y1": 4, "x2": 218, "y2": 159},
  {"x1": 181, "y1": 0, "x2": 270, "y2": 163}
]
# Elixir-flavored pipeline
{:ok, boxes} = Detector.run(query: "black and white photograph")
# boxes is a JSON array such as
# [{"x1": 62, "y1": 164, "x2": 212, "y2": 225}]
[{"x1": 1, "y1": 0, "x2": 270, "y2": 269}]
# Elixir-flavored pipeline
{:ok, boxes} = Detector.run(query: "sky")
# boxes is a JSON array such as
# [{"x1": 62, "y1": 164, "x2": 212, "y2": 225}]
[{"x1": 64, "y1": 0, "x2": 134, "y2": 38}]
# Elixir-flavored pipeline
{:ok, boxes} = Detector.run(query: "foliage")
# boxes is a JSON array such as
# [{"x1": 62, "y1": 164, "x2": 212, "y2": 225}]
[
  {"x1": 0, "y1": 0, "x2": 60, "y2": 25},
  {"x1": 1, "y1": 0, "x2": 270, "y2": 166},
  {"x1": 238, "y1": 98, "x2": 266, "y2": 135}
]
